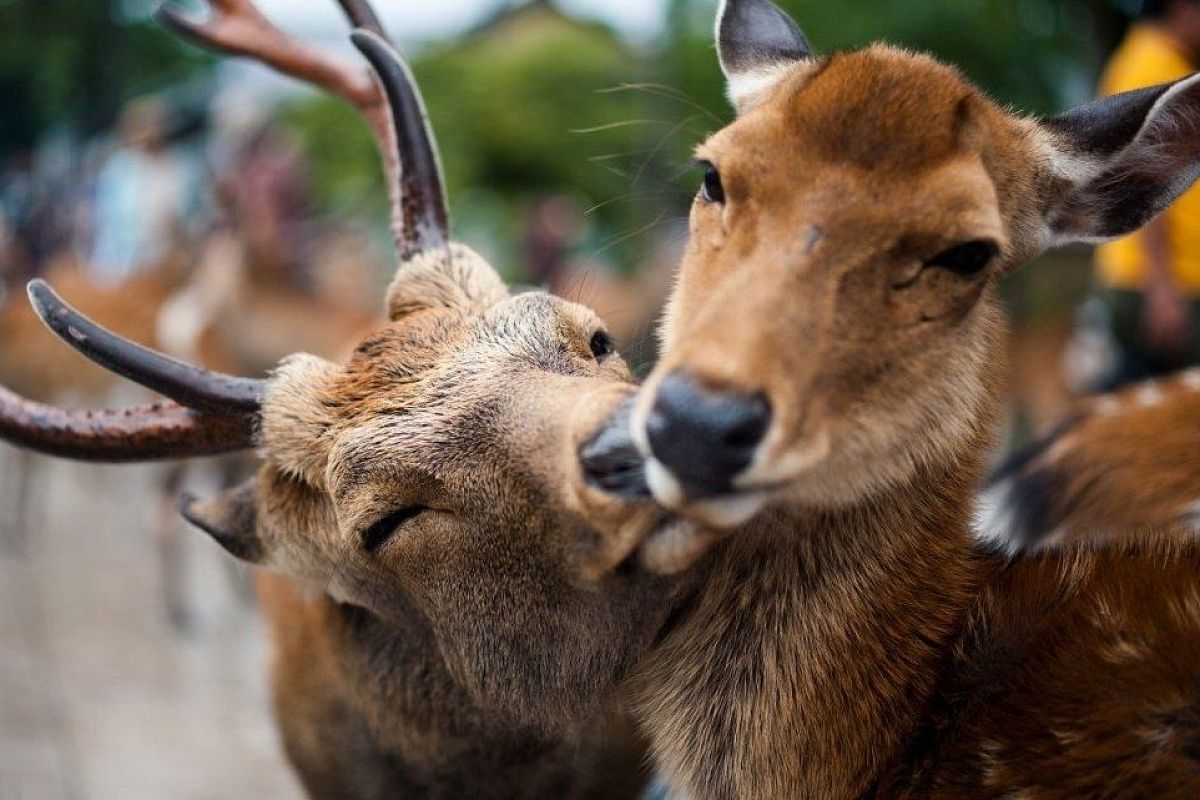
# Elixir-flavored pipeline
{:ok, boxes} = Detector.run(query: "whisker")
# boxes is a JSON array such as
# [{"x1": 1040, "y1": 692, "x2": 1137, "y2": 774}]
[
  {"x1": 570, "y1": 119, "x2": 680, "y2": 134},
  {"x1": 632, "y1": 114, "x2": 700, "y2": 186},
  {"x1": 598, "y1": 83, "x2": 726, "y2": 126},
  {"x1": 590, "y1": 208, "x2": 671, "y2": 258}
]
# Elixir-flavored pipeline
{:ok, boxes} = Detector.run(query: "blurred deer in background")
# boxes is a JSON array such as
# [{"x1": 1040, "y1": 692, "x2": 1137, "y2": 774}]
[
  {"x1": 980, "y1": 367, "x2": 1200, "y2": 554},
  {"x1": 0, "y1": 5, "x2": 382, "y2": 628},
  {"x1": 0, "y1": 1, "x2": 689, "y2": 796},
  {"x1": 578, "y1": 0, "x2": 1200, "y2": 796},
  {"x1": 0, "y1": 252, "x2": 189, "y2": 553}
]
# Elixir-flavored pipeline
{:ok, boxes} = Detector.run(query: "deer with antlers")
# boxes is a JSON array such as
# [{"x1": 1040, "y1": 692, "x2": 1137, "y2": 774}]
[
  {"x1": 0, "y1": 1, "x2": 697, "y2": 796},
  {"x1": 571, "y1": 0, "x2": 1200, "y2": 796}
]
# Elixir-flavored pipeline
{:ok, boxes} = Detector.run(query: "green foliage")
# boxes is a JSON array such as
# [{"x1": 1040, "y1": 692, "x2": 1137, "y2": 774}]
[
  {"x1": 0, "y1": 0, "x2": 211, "y2": 154},
  {"x1": 278, "y1": 0, "x2": 1131, "y2": 277},
  {"x1": 283, "y1": 3, "x2": 682, "y2": 276}
]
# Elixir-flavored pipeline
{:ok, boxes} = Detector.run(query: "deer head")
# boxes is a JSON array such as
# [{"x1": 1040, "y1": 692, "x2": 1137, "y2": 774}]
[
  {"x1": 0, "y1": 0, "x2": 683, "y2": 738},
  {"x1": 583, "y1": 0, "x2": 1200, "y2": 537}
]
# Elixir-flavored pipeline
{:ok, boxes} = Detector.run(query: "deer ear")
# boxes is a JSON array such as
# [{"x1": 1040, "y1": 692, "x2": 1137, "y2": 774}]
[
  {"x1": 717, "y1": 0, "x2": 814, "y2": 114},
  {"x1": 180, "y1": 480, "x2": 263, "y2": 564},
  {"x1": 1042, "y1": 74, "x2": 1200, "y2": 242},
  {"x1": 260, "y1": 354, "x2": 342, "y2": 488},
  {"x1": 387, "y1": 243, "x2": 508, "y2": 320}
]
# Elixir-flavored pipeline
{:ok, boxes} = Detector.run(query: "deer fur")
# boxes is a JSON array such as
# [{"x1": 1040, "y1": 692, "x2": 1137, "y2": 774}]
[
  {"x1": 183, "y1": 241, "x2": 686, "y2": 799},
  {"x1": 0, "y1": 3, "x2": 688, "y2": 793},
  {"x1": 980, "y1": 367, "x2": 1200, "y2": 554},
  {"x1": 577, "y1": 2, "x2": 1200, "y2": 796}
]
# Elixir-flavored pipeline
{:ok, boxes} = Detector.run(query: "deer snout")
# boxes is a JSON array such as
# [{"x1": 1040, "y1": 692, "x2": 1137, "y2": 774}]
[
  {"x1": 579, "y1": 396, "x2": 650, "y2": 498},
  {"x1": 645, "y1": 371, "x2": 771, "y2": 500}
]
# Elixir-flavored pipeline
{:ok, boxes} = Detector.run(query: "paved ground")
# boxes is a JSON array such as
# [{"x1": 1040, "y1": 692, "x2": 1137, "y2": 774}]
[{"x1": 0, "y1": 445, "x2": 304, "y2": 800}]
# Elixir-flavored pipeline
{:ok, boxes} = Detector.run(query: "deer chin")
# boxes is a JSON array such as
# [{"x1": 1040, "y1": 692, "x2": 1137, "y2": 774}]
[{"x1": 645, "y1": 458, "x2": 767, "y2": 529}]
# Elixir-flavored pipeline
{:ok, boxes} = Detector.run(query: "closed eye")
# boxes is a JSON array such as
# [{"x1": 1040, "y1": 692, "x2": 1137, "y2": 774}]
[{"x1": 361, "y1": 506, "x2": 427, "y2": 553}]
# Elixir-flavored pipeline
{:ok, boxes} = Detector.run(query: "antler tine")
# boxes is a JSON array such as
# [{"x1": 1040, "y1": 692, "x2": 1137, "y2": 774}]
[
  {"x1": 352, "y1": 30, "x2": 450, "y2": 259},
  {"x1": 0, "y1": 386, "x2": 256, "y2": 463},
  {"x1": 26, "y1": 280, "x2": 264, "y2": 415},
  {"x1": 155, "y1": 1, "x2": 378, "y2": 109},
  {"x1": 335, "y1": 0, "x2": 388, "y2": 38},
  {"x1": 0, "y1": 280, "x2": 263, "y2": 461},
  {"x1": 157, "y1": 0, "x2": 447, "y2": 259}
]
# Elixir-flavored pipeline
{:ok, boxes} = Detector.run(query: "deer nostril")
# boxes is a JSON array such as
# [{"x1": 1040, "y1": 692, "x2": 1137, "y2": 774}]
[
  {"x1": 646, "y1": 373, "x2": 772, "y2": 499},
  {"x1": 580, "y1": 397, "x2": 650, "y2": 499},
  {"x1": 721, "y1": 394, "x2": 770, "y2": 450}
]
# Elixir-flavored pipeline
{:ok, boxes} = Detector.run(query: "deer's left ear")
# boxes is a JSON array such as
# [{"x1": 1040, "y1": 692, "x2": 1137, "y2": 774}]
[
  {"x1": 1042, "y1": 74, "x2": 1200, "y2": 242},
  {"x1": 717, "y1": 0, "x2": 814, "y2": 114},
  {"x1": 181, "y1": 480, "x2": 262, "y2": 564}
]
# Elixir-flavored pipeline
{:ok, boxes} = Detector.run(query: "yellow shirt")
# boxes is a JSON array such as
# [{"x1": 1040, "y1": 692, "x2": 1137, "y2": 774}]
[{"x1": 1094, "y1": 24, "x2": 1200, "y2": 294}]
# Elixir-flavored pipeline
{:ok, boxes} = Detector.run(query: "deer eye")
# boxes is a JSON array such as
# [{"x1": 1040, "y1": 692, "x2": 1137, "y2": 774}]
[
  {"x1": 927, "y1": 240, "x2": 998, "y2": 277},
  {"x1": 698, "y1": 161, "x2": 725, "y2": 204},
  {"x1": 590, "y1": 330, "x2": 616, "y2": 361},
  {"x1": 361, "y1": 506, "x2": 427, "y2": 553}
]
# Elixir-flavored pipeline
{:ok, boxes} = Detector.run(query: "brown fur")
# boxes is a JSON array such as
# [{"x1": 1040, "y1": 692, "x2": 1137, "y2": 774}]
[
  {"x1": 981, "y1": 369, "x2": 1200, "y2": 554},
  {"x1": 579, "y1": 11, "x2": 1200, "y2": 797},
  {"x1": 195, "y1": 244, "x2": 684, "y2": 799}
]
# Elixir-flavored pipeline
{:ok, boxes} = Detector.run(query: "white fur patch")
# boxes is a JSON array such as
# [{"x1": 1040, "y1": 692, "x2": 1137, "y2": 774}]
[
  {"x1": 970, "y1": 482, "x2": 1021, "y2": 557},
  {"x1": 1094, "y1": 396, "x2": 1122, "y2": 416},
  {"x1": 646, "y1": 458, "x2": 685, "y2": 510},
  {"x1": 1136, "y1": 382, "x2": 1163, "y2": 407},
  {"x1": 725, "y1": 63, "x2": 800, "y2": 113},
  {"x1": 687, "y1": 493, "x2": 766, "y2": 529}
]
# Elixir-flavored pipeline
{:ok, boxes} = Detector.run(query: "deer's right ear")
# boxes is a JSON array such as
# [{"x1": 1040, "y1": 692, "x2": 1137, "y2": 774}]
[
  {"x1": 181, "y1": 480, "x2": 263, "y2": 564},
  {"x1": 387, "y1": 243, "x2": 508, "y2": 320},
  {"x1": 1040, "y1": 74, "x2": 1200, "y2": 243},
  {"x1": 717, "y1": 0, "x2": 814, "y2": 114}
]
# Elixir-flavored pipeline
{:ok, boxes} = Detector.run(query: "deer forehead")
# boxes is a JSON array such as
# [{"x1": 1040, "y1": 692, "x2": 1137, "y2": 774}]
[
  {"x1": 709, "y1": 45, "x2": 1013, "y2": 192},
  {"x1": 321, "y1": 293, "x2": 615, "y2": 480}
]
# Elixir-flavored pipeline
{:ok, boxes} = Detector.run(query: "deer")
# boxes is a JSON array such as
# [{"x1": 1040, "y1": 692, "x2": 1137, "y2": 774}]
[
  {"x1": 979, "y1": 367, "x2": 1200, "y2": 555},
  {"x1": 0, "y1": 253, "x2": 189, "y2": 553},
  {"x1": 0, "y1": 1, "x2": 697, "y2": 796},
  {"x1": 572, "y1": 0, "x2": 1200, "y2": 796}
]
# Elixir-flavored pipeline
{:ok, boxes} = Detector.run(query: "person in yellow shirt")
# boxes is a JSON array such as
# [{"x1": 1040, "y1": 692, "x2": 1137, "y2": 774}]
[{"x1": 1095, "y1": 0, "x2": 1200, "y2": 384}]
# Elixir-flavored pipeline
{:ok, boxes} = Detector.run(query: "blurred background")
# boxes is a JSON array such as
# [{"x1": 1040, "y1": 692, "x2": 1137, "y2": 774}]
[{"x1": 0, "y1": 0, "x2": 1187, "y2": 797}]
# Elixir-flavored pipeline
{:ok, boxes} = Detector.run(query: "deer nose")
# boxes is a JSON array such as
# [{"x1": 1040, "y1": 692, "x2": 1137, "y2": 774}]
[{"x1": 645, "y1": 372, "x2": 771, "y2": 498}]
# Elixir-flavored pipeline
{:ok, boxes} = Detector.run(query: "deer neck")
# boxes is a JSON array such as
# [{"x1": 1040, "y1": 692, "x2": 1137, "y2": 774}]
[
  {"x1": 271, "y1": 584, "x2": 635, "y2": 799},
  {"x1": 632, "y1": 447, "x2": 988, "y2": 799}
]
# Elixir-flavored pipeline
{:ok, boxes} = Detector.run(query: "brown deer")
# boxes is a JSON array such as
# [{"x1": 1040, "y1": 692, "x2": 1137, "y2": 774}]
[
  {"x1": 980, "y1": 367, "x2": 1200, "y2": 555},
  {"x1": 577, "y1": 0, "x2": 1200, "y2": 796},
  {"x1": 0, "y1": 2, "x2": 691, "y2": 796}
]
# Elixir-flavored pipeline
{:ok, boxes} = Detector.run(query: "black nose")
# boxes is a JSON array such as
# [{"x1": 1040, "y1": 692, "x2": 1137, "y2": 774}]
[
  {"x1": 646, "y1": 372, "x2": 771, "y2": 498},
  {"x1": 579, "y1": 396, "x2": 650, "y2": 499}
]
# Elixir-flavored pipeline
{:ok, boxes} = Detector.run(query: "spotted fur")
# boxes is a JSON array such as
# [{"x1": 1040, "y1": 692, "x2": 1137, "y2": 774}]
[{"x1": 980, "y1": 369, "x2": 1200, "y2": 555}]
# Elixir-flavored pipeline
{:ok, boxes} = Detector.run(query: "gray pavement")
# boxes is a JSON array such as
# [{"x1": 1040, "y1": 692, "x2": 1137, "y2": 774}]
[{"x1": 0, "y1": 445, "x2": 304, "y2": 800}]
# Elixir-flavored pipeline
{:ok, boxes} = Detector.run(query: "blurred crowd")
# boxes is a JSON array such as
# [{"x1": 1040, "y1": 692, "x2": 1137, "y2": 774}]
[
  {"x1": 0, "y1": 91, "x2": 320, "y2": 303},
  {"x1": 2, "y1": 0, "x2": 1200, "y2": 419},
  {"x1": 1073, "y1": 0, "x2": 1200, "y2": 390}
]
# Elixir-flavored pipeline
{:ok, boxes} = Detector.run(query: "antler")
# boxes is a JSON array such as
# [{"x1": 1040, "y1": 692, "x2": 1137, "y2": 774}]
[
  {"x1": 0, "y1": 0, "x2": 449, "y2": 461},
  {"x1": 0, "y1": 282, "x2": 262, "y2": 461},
  {"x1": 0, "y1": 387, "x2": 255, "y2": 462},
  {"x1": 155, "y1": 0, "x2": 449, "y2": 259},
  {"x1": 27, "y1": 280, "x2": 262, "y2": 415}
]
